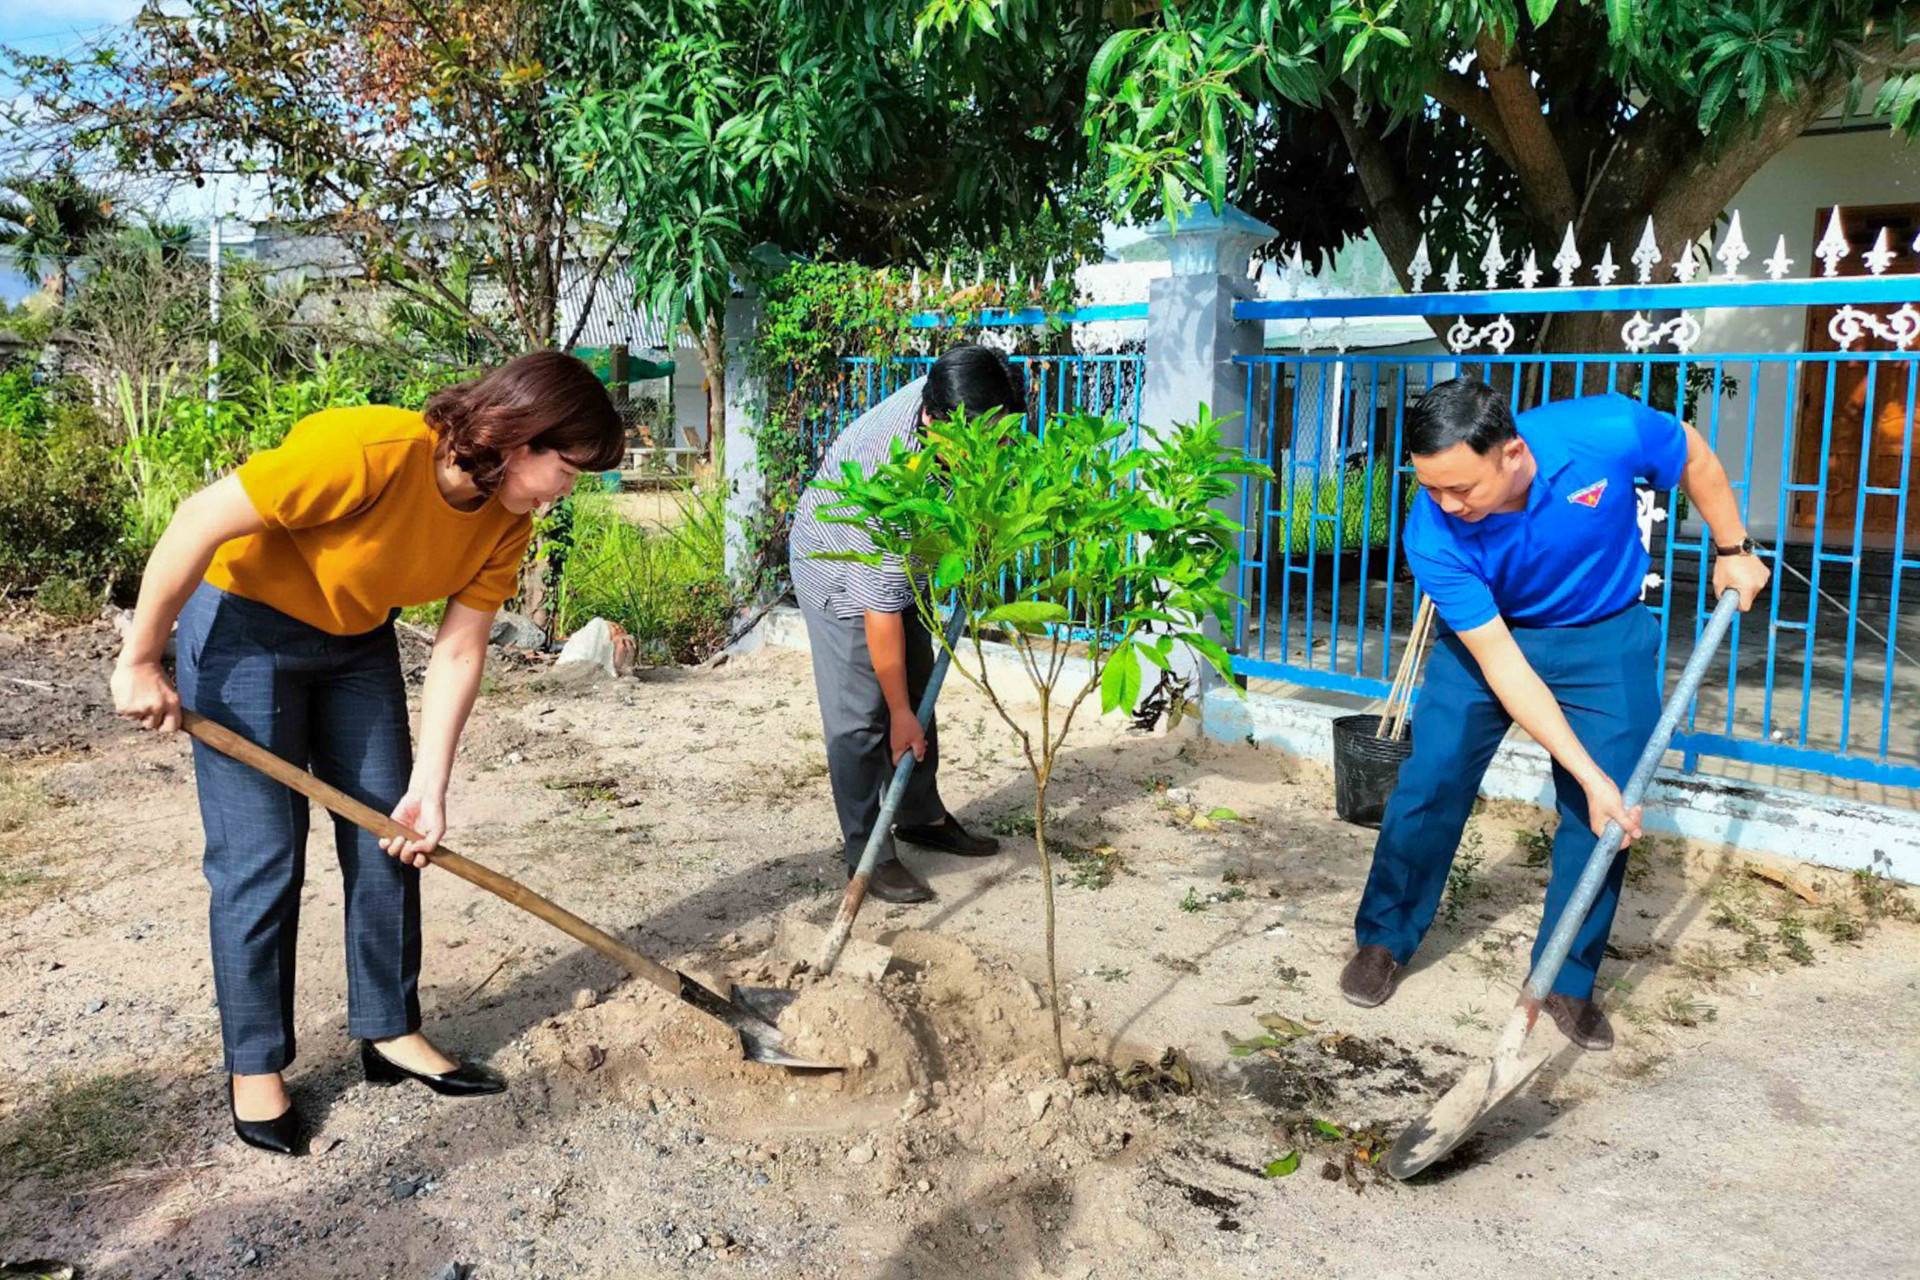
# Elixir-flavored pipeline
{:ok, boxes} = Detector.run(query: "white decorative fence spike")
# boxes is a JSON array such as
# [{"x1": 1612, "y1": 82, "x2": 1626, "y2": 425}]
[
  {"x1": 1042, "y1": 262, "x2": 1055, "y2": 288},
  {"x1": 1764, "y1": 235, "x2": 1794, "y2": 281},
  {"x1": 1829, "y1": 303, "x2": 1920, "y2": 351},
  {"x1": 1715, "y1": 211, "x2": 1749, "y2": 279},
  {"x1": 1409, "y1": 233, "x2": 1433, "y2": 292},
  {"x1": 974, "y1": 262, "x2": 985, "y2": 286},
  {"x1": 942, "y1": 263, "x2": 953, "y2": 290},
  {"x1": 1816, "y1": 208, "x2": 1849, "y2": 277},
  {"x1": 1007, "y1": 265, "x2": 1020, "y2": 290},
  {"x1": 1632, "y1": 218, "x2": 1661, "y2": 284},
  {"x1": 1443, "y1": 254, "x2": 1463, "y2": 292},
  {"x1": 1287, "y1": 245, "x2": 1306, "y2": 299},
  {"x1": 1672, "y1": 240, "x2": 1702, "y2": 285},
  {"x1": 1594, "y1": 243, "x2": 1620, "y2": 286},
  {"x1": 1480, "y1": 226, "x2": 1507, "y2": 289},
  {"x1": 1519, "y1": 249, "x2": 1542, "y2": 290},
  {"x1": 1553, "y1": 224, "x2": 1581, "y2": 287},
  {"x1": 1865, "y1": 227, "x2": 1896, "y2": 276}
]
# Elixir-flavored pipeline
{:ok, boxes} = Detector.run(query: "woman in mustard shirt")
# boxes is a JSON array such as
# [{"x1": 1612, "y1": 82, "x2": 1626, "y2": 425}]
[{"x1": 110, "y1": 350, "x2": 624, "y2": 1155}]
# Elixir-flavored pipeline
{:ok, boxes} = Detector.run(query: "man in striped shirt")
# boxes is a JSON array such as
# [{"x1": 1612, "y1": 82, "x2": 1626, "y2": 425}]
[{"x1": 788, "y1": 345, "x2": 1022, "y2": 902}]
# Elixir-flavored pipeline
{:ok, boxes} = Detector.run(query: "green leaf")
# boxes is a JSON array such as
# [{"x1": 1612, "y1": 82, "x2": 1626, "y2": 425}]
[
  {"x1": 1263, "y1": 1151, "x2": 1301, "y2": 1178},
  {"x1": 1205, "y1": 806, "x2": 1241, "y2": 823},
  {"x1": 1101, "y1": 643, "x2": 1142, "y2": 715},
  {"x1": 1526, "y1": 0, "x2": 1559, "y2": 25},
  {"x1": 1313, "y1": 1119, "x2": 1347, "y2": 1139},
  {"x1": 983, "y1": 600, "x2": 1069, "y2": 626},
  {"x1": 935, "y1": 550, "x2": 967, "y2": 589}
]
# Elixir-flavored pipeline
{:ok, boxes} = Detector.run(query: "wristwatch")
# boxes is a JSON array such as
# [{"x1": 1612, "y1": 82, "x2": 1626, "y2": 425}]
[{"x1": 1714, "y1": 536, "x2": 1758, "y2": 557}]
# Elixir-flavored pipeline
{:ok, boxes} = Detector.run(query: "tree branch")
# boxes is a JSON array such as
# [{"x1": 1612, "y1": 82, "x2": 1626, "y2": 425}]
[{"x1": 1474, "y1": 30, "x2": 1578, "y2": 231}]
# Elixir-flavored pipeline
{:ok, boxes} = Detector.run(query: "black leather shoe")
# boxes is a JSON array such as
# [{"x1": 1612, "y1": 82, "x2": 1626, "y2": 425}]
[
  {"x1": 894, "y1": 815, "x2": 1001, "y2": 858},
  {"x1": 858, "y1": 859, "x2": 935, "y2": 904},
  {"x1": 361, "y1": 1040, "x2": 507, "y2": 1097},
  {"x1": 1543, "y1": 993, "x2": 1614, "y2": 1052},
  {"x1": 229, "y1": 1080, "x2": 301, "y2": 1156},
  {"x1": 1338, "y1": 945, "x2": 1401, "y2": 1008}
]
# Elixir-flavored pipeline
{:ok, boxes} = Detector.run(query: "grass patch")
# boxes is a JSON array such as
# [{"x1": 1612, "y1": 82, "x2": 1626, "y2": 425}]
[
  {"x1": 0, "y1": 762, "x2": 44, "y2": 834},
  {"x1": 555, "y1": 487, "x2": 737, "y2": 665},
  {"x1": 400, "y1": 598, "x2": 448, "y2": 629},
  {"x1": 1055, "y1": 842, "x2": 1127, "y2": 891},
  {"x1": 1852, "y1": 869, "x2": 1916, "y2": 922},
  {"x1": 1656, "y1": 991, "x2": 1717, "y2": 1027},
  {"x1": 0, "y1": 1073, "x2": 179, "y2": 1190},
  {"x1": 1516, "y1": 824, "x2": 1553, "y2": 869}
]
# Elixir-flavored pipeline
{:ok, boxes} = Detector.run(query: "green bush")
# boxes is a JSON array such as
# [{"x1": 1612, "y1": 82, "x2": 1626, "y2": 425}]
[
  {"x1": 33, "y1": 574, "x2": 100, "y2": 620},
  {"x1": 555, "y1": 487, "x2": 737, "y2": 665},
  {"x1": 0, "y1": 380, "x2": 132, "y2": 597},
  {"x1": 1277, "y1": 460, "x2": 1407, "y2": 554}
]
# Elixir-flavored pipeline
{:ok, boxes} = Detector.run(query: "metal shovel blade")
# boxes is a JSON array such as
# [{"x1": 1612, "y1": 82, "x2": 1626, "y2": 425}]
[
  {"x1": 1385, "y1": 1004, "x2": 1552, "y2": 1180},
  {"x1": 674, "y1": 973, "x2": 834, "y2": 1071}
]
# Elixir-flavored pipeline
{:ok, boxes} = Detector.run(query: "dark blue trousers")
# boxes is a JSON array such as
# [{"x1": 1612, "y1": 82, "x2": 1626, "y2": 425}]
[
  {"x1": 1353, "y1": 606, "x2": 1662, "y2": 1000},
  {"x1": 176, "y1": 581, "x2": 420, "y2": 1074}
]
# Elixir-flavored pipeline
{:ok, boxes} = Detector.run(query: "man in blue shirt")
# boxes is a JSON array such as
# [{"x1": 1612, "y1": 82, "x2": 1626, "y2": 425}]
[{"x1": 1339, "y1": 378, "x2": 1770, "y2": 1050}]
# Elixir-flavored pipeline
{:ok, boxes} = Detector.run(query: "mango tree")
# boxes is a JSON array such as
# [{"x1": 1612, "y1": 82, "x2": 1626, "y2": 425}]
[{"x1": 817, "y1": 404, "x2": 1268, "y2": 1072}]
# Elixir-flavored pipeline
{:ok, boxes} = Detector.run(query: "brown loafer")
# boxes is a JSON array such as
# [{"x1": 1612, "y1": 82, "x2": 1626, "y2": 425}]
[
  {"x1": 1338, "y1": 945, "x2": 1400, "y2": 1008},
  {"x1": 894, "y1": 815, "x2": 1001, "y2": 858},
  {"x1": 1543, "y1": 993, "x2": 1614, "y2": 1051},
  {"x1": 858, "y1": 859, "x2": 934, "y2": 904}
]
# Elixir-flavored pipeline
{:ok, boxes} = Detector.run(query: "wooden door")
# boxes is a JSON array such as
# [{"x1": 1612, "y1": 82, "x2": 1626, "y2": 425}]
[{"x1": 1792, "y1": 203, "x2": 1920, "y2": 540}]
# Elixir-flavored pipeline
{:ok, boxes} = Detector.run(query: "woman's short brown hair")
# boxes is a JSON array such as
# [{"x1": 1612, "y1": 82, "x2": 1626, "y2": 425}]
[{"x1": 424, "y1": 350, "x2": 627, "y2": 494}]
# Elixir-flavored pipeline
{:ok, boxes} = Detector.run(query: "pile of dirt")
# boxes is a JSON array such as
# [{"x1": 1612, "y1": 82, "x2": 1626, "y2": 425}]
[{"x1": 776, "y1": 978, "x2": 931, "y2": 1090}]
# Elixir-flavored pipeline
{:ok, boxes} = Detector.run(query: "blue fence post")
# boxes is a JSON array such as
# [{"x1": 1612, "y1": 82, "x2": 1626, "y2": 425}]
[{"x1": 1137, "y1": 203, "x2": 1277, "y2": 701}]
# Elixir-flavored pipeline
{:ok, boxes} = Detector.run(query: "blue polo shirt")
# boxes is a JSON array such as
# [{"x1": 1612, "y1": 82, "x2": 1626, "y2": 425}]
[{"x1": 1403, "y1": 393, "x2": 1689, "y2": 631}]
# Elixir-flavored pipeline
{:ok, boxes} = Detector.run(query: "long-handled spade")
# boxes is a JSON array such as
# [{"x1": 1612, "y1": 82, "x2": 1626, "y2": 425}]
[
  {"x1": 181, "y1": 711, "x2": 837, "y2": 1071},
  {"x1": 1385, "y1": 590, "x2": 1742, "y2": 1180},
  {"x1": 811, "y1": 607, "x2": 970, "y2": 978}
]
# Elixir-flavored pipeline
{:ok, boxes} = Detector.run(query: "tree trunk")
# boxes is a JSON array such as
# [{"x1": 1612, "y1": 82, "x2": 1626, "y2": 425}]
[
  {"x1": 699, "y1": 312, "x2": 726, "y2": 464},
  {"x1": 1033, "y1": 781, "x2": 1066, "y2": 1076}
]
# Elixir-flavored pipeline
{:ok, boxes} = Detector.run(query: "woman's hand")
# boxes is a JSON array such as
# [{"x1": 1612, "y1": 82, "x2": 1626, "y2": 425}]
[
  {"x1": 381, "y1": 787, "x2": 447, "y2": 868},
  {"x1": 111, "y1": 661, "x2": 182, "y2": 733}
]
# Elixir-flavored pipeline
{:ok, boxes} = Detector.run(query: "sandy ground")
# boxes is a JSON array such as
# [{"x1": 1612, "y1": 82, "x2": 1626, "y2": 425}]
[{"x1": 1, "y1": 618, "x2": 1917, "y2": 1279}]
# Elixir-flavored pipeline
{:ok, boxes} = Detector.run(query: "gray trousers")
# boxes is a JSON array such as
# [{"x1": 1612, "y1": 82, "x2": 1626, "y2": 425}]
[{"x1": 799, "y1": 599, "x2": 946, "y2": 867}]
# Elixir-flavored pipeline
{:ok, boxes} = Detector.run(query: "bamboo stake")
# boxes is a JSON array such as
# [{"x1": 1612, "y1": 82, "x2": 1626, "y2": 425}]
[{"x1": 1378, "y1": 598, "x2": 1436, "y2": 740}]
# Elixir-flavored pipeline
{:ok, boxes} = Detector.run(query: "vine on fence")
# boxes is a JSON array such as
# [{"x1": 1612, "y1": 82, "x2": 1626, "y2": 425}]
[{"x1": 743, "y1": 260, "x2": 1083, "y2": 591}]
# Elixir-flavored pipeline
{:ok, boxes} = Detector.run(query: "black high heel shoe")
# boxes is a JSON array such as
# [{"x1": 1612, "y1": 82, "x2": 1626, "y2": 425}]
[
  {"x1": 360, "y1": 1040, "x2": 506, "y2": 1097},
  {"x1": 229, "y1": 1079, "x2": 301, "y2": 1156}
]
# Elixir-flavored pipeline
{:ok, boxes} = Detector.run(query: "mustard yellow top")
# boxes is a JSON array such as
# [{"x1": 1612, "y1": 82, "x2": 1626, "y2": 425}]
[{"x1": 206, "y1": 405, "x2": 533, "y2": 636}]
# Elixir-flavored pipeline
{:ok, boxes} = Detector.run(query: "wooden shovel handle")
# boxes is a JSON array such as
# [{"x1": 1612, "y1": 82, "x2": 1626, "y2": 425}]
[{"x1": 180, "y1": 710, "x2": 682, "y2": 1000}]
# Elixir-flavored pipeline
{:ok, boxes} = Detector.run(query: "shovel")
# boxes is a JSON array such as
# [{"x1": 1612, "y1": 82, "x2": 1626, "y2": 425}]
[
  {"x1": 181, "y1": 711, "x2": 835, "y2": 1071},
  {"x1": 812, "y1": 606, "x2": 970, "y2": 977},
  {"x1": 1385, "y1": 590, "x2": 1742, "y2": 1179}
]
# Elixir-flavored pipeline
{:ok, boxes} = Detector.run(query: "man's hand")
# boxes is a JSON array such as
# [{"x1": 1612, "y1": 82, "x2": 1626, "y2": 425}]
[
  {"x1": 890, "y1": 710, "x2": 928, "y2": 766},
  {"x1": 111, "y1": 661, "x2": 181, "y2": 733},
  {"x1": 1712, "y1": 551, "x2": 1771, "y2": 612},
  {"x1": 381, "y1": 787, "x2": 447, "y2": 868},
  {"x1": 1580, "y1": 773, "x2": 1643, "y2": 847}
]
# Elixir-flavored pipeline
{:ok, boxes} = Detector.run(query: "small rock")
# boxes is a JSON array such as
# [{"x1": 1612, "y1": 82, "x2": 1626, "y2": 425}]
[
  {"x1": 846, "y1": 1144, "x2": 876, "y2": 1166},
  {"x1": 434, "y1": 1265, "x2": 470, "y2": 1280},
  {"x1": 504, "y1": 751, "x2": 524, "y2": 766},
  {"x1": 1069, "y1": 996, "x2": 1091, "y2": 1013},
  {"x1": 390, "y1": 1176, "x2": 419, "y2": 1201},
  {"x1": 84, "y1": 998, "x2": 107, "y2": 1014},
  {"x1": 1018, "y1": 979, "x2": 1045, "y2": 1011},
  {"x1": 709, "y1": 1231, "x2": 732, "y2": 1249},
  {"x1": 572, "y1": 988, "x2": 597, "y2": 1011},
  {"x1": 489, "y1": 611, "x2": 545, "y2": 650},
  {"x1": 444, "y1": 937, "x2": 466, "y2": 950},
  {"x1": 241, "y1": 1247, "x2": 260, "y2": 1266},
  {"x1": 897, "y1": 1090, "x2": 929, "y2": 1122},
  {"x1": 750, "y1": 1172, "x2": 770, "y2": 1186},
  {"x1": 915, "y1": 1179, "x2": 933, "y2": 1194},
  {"x1": 1167, "y1": 786, "x2": 1195, "y2": 806}
]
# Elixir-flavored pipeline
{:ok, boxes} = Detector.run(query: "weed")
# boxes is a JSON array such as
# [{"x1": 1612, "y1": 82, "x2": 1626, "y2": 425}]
[
  {"x1": 1094, "y1": 965, "x2": 1131, "y2": 983},
  {"x1": 991, "y1": 807, "x2": 1043, "y2": 839},
  {"x1": 0, "y1": 763, "x2": 43, "y2": 834},
  {"x1": 0, "y1": 1073, "x2": 178, "y2": 1188},
  {"x1": 477, "y1": 673, "x2": 502, "y2": 697},
  {"x1": 1738, "y1": 936, "x2": 1772, "y2": 966},
  {"x1": 1440, "y1": 828, "x2": 1486, "y2": 927},
  {"x1": 1623, "y1": 841, "x2": 1657, "y2": 889},
  {"x1": 1615, "y1": 1052, "x2": 1670, "y2": 1080},
  {"x1": 1516, "y1": 824, "x2": 1554, "y2": 869},
  {"x1": 1178, "y1": 887, "x2": 1205, "y2": 913},
  {"x1": 1138, "y1": 774, "x2": 1173, "y2": 794},
  {"x1": 33, "y1": 573, "x2": 99, "y2": 620},
  {"x1": 1676, "y1": 942, "x2": 1735, "y2": 986},
  {"x1": 1656, "y1": 991, "x2": 1716, "y2": 1028},
  {"x1": 1853, "y1": 869, "x2": 1917, "y2": 922},
  {"x1": 399, "y1": 599, "x2": 447, "y2": 628},
  {"x1": 1709, "y1": 901, "x2": 1761, "y2": 937},
  {"x1": 1817, "y1": 904, "x2": 1864, "y2": 945},
  {"x1": 1057, "y1": 843, "x2": 1127, "y2": 891},
  {"x1": 1465, "y1": 936, "x2": 1513, "y2": 984},
  {"x1": 1451, "y1": 1005, "x2": 1491, "y2": 1032},
  {"x1": 1272, "y1": 962, "x2": 1307, "y2": 990},
  {"x1": 1618, "y1": 1002, "x2": 1657, "y2": 1032},
  {"x1": 1775, "y1": 913, "x2": 1816, "y2": 966}
]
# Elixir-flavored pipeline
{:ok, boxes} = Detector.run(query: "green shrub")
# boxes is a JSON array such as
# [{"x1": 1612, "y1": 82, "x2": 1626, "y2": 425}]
[
  {"x1": 1277, "y1": 459, "x2": 1406, "y2": 554},
  {"x1": 0, "y1": 388, "x2": 133, "y2": 597},
  {"x1": 33, "y1": 574, "x2": 100, "y2": 620},
  {"x1": 555, "y1": 487, "x2": 737, "y2": 665}
]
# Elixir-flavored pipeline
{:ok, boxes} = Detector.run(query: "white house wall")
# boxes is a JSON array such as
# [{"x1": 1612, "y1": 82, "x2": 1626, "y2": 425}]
[{"x1": 1697, "y1": 127, "x2": 1920, "y2": 541}]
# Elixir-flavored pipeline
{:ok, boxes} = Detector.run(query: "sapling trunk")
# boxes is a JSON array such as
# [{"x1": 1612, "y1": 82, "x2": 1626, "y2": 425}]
[{"x1": 1031, "y1": 777, "x2": 1066, "y2": 1075}]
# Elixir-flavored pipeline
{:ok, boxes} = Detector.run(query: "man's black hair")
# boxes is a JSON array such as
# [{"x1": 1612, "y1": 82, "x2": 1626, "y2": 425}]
[
  {"x1": 922, "y1": 343, "x2": 1025, "y2": 421},
  {"x1": 1405, "y1": 377, "x2": 1517, "y2": 457}
]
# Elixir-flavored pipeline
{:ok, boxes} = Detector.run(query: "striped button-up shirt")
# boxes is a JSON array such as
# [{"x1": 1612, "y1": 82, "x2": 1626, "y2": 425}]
[{"x1": 788, "y1": 377, "x2": 927, "y2": 619}]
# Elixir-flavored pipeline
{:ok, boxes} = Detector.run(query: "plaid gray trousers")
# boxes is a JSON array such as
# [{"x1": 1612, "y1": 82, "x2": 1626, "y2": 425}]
[{"x1": 176, "y1": 581, "x2": 420, "y2": 1074}]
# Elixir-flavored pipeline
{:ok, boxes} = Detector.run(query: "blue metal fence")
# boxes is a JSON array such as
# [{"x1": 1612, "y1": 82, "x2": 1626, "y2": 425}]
[{"x1": 1229, "y1": 278, "x2": 1920, "y2": 789}]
